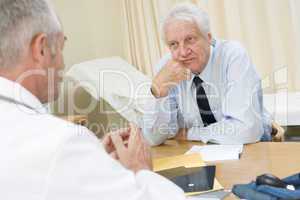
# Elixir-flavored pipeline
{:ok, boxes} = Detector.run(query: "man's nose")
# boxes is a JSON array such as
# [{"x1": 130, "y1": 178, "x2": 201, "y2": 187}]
[{"x1": 178, "y1": 45, "x2": 191, "y2": 58}]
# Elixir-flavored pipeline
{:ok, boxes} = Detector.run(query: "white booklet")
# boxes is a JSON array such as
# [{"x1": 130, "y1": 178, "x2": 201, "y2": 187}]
[{"x1": 185, "y1": 145, "x2": 243, "y2": 162}]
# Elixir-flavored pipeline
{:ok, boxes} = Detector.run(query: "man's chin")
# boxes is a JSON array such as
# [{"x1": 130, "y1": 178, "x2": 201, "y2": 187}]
[{"x1": 186, "y1": 64, "x2": 202, "y2": 74}]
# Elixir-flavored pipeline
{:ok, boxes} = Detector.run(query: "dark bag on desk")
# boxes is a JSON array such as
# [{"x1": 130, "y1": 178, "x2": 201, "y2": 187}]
[{"x1": 232, "y1": 173, "x2": 300, "y2": 200}]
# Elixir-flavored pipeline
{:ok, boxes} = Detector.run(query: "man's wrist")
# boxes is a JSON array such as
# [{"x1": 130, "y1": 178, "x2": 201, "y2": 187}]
[
  {"x1": 131, "y1": 163, "x2": 152, "y2": 173},
  {"x1": 151, "y1": 79, "x2": 170, "y2": 98},
  {"x1": 150, "y1": 86, "x2": 160, "y2": 98}
]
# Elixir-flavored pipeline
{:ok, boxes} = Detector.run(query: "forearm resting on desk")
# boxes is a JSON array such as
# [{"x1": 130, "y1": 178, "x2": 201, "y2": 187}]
[{"x1": 141, "y1": 99, "x2": 178, "y2": 146}]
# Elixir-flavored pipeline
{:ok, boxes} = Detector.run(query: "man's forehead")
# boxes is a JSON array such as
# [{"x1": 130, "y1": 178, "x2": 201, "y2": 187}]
[
  {"x1": 167, "y1": 19, "x2": 197, "y2": 28},
  {"x1": 165, "y1": 20, "x2": 200, "y2": 40}
]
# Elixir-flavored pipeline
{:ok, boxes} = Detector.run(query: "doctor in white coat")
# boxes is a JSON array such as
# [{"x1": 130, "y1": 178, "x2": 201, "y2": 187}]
[{"x1": 0, "y1": 0, "x2": 188, "y2": 199}]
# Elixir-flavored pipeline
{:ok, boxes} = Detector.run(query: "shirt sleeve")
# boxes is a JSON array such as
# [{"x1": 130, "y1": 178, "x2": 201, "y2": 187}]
[
  {"x1": 187, "y1": 42, "x2": 265, "y2": 144},
  {"x1": 141, "y1": 53, "x2": 180, "y2": 146},
  {"x1": 44, "y1": 126, "x2": 186, "y2": 200}
]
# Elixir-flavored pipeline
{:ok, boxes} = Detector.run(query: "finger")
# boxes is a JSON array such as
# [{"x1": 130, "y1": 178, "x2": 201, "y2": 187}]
[
  {"x1": 129, "y1": 123, "x2": 139, "y2": 130},
  {"x1": 109, "y1": 127, "x2": 131, "y2": 142},
  {"x1": 102, "y1": 134, "x2": 110, "y2": 146},
  {"x1": 119, "y1": 127, "x2": 131, "y2": 140},
  {"x1": 129, "y1": 125, "x2": 149, "y2": 152},
  {"x1": 173, "y1": 63, "x2": 185, "y2": 73},
  {"x1": 178, "y1": 73, "x2": 189, "y2": 82},
  {"x1": 169, "y1": 60, "x2": 185, "y2": 71},
  {"x1": 179, "y1": 68, "x2": 191, "y2": 81},
  {"x1": 135, "y1": 126, "x2": 144, "y2": 142},
  {"x1": 102, "y1": 134, "x2": 114, "y2": 153},
  {"x1": 111, "y1": 133, "x2": 127, "y2": 156},
  {"x1": 110, "y1": 127, "x2": 129, "y2": 137},
  {"x1": 127, "y1": 127, "x2": 136, "y2": 147},
  {"x1": 128, "y1": 123, "x2": 141, "y2": 146},
  {"x1": 174, "y1": 66, "x2": 187, "y2": 76},
  {"x1": 163, "y1": 81, "x2": 177, "y2": 89}
]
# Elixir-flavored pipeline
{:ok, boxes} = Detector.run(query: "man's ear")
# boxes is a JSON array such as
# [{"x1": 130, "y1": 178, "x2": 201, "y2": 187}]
[
  {"x1": 207, "y1": 33, "x2": 212, "y2": 44},
  {"x1": 30, "y1": 33, "x2": 48, "y2": 68}
]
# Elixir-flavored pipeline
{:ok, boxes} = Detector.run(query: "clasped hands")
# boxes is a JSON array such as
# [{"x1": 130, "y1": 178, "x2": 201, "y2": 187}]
[{"x1": 102, "y1": 124, "x2": 153, "y2": 173}]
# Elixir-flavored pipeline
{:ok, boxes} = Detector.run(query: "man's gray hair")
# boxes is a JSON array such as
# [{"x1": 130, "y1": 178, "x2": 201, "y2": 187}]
[
  {"x1": 161, "y1": 3, "x2": 211, "y2": 42},
  {"x1": 0, "y1": 0, "x2": 62, "y2": 67}
]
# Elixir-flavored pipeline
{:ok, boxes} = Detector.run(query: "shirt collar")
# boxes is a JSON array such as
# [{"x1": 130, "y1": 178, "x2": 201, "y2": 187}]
[
  {"x1": 188, "y1": 45, "x2": 214, "y2": 88},
  {"x1": 0, "y1": 76, "x2": 48, "y2": 114}
]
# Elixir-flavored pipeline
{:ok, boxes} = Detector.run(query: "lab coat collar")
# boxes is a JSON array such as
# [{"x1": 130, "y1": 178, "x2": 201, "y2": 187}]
[{"x1": 0, "y1": 76, "x2": 48, "y2": 114}]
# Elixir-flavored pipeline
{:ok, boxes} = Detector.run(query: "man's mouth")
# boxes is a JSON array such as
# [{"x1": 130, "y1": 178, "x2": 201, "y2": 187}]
[{"x1": 182, "y1": 58, "x2": 195, "y2": 65}]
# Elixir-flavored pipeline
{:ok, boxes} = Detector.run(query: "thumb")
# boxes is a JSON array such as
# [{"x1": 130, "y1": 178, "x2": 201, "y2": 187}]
[{"x1": 128, "y1": 123, "x2": 140, "y2": 146}]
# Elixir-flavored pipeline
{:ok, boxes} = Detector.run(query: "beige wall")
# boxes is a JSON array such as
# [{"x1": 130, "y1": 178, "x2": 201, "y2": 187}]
[{"x1": 52, "y1": 0, "x2": 126, "y2": 68}]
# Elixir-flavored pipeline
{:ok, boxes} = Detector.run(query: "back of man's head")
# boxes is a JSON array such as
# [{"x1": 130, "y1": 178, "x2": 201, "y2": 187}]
[{"x1": 0, "y1": 0, "x2": 61, "y2": 68}]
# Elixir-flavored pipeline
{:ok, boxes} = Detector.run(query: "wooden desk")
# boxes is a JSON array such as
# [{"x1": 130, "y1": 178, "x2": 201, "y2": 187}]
[{"x1": 152, "y1": 140, "x2": 300, "y2": 199}]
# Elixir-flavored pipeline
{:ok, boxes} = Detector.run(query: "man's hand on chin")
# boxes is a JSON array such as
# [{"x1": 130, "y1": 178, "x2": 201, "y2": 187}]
[
  {"x1": 151, "y1": 60, "x2": 191, "y2": 98},
  {"x1": 175, "y1": 128, "x2": 188, "y2": 141}
]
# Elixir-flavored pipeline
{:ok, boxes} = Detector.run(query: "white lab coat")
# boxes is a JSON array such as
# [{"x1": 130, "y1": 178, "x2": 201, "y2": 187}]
[{"x1": 0, "y1": 77, "x2": 187, "y2": 200}]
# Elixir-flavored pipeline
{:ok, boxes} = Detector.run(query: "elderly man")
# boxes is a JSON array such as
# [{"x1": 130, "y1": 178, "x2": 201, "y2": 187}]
[
  {"x1": 142, "y1": 3, "x2": 272, "y2": 146},
  {"x1": 0, "y1": 0, "x2": 187, "y2": 199}
]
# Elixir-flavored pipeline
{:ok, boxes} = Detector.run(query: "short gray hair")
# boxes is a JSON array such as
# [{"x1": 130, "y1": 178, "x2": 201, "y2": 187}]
[
  {"x1": 0, "y1": 0, "x2": 62, "y2": 67},
  {"x1": 161, "y1": 3, "x2": 211, "y2": 42}
]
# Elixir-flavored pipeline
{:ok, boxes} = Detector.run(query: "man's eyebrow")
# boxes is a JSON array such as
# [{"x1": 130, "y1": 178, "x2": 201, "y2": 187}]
[{"x1": 167, "y1": 40, "x2": 177, "y2": 45}]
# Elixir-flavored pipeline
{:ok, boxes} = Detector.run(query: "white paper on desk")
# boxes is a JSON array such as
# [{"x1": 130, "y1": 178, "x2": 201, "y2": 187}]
[
  {"x1": 185, "y1": 145, "x2": 243, "y2": 162},
  {"x1": 65, "y1": 57, "x2": 152, "y2": 125}
]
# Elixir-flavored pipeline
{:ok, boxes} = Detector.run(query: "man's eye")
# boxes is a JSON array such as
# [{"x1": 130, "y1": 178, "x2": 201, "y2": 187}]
[
  {"x1": 169, "y1": 42, "x2": 178, "y2": 49},
  {"x1": 187, "y1": 37, "x2": 195, "y2": 42}
]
